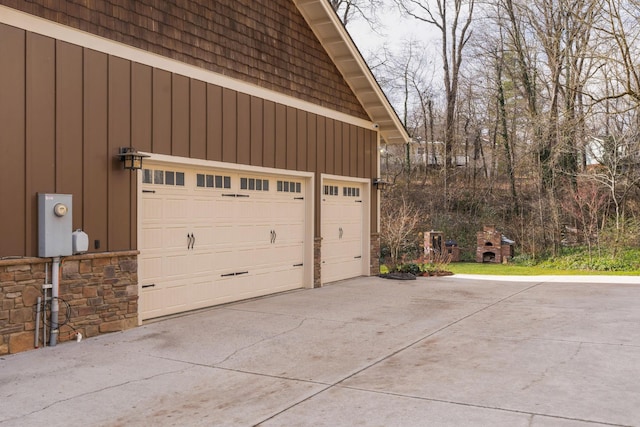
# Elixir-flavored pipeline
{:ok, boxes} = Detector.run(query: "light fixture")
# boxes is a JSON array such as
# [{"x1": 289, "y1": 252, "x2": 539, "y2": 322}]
[
  {"x1": 117, "y1": 147, "x2": 149, "y2": 171},
  {"x1": 373, "y1": 178, "x2": 388, "y2": 191}
]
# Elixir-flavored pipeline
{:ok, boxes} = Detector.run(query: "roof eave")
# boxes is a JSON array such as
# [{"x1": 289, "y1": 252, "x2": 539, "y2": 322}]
[{"x1": 293, "y1": 0, "x2": 410, "y2": 145}]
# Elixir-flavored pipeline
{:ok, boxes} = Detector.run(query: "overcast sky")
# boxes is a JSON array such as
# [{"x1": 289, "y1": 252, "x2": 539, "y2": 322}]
[{"x1": 346, "y1": 5, "x2": 441, "y2": 58}]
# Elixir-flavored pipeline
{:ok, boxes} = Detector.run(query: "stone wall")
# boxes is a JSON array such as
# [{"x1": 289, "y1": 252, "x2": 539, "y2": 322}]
[
  {"x1": 314, "y1": 237, "x2": 322, "y2": 288},
  {"x1": 0, "y1": 251, "x2": 138, "y2": 355},
  {"x1": 370, "y1": 232, "x2": 380, "y2": 276}
]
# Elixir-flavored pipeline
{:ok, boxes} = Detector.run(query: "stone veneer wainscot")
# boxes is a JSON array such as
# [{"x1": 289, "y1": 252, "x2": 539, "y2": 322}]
[{"x1": 0, "y1": 251, "x2": 138, "y2": 355}]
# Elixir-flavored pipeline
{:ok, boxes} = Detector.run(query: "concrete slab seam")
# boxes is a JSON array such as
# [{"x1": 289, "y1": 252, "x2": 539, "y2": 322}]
[
  {"x1": 332, "y1": 385, "x2": 633, "y2": 427},
  {"x1": 253, "y1": 281, "x2": 550, "y2": 426},
  {"x1": 0, "y1": 365, "x2": 198, "y2": 426}
]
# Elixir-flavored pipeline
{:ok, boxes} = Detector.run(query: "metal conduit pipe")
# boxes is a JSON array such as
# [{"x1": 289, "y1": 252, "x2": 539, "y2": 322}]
[
  {"x1": 34, "y1": 296, "x2": 41, "y2": 348},
  {"x1": 49, "y1": 256, "x2": 60, "y2": 346}
]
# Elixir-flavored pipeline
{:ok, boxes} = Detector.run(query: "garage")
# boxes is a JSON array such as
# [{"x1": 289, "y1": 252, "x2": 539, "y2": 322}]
[
  {"x1": 139, "y1": 161, "x2": 311, "y2": 320},
  {"x1": 321, "y1": 177, "x2": 369, "y2": 284}
]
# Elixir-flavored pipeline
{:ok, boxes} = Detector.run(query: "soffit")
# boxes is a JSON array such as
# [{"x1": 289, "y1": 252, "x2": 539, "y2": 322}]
[{"x1": 294, "y1": 0, "x2": 410, "y2": 145}]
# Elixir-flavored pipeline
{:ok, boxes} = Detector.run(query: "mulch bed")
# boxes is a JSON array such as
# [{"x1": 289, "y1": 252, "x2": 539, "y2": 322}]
[{"x1": 379, "y1": 271, "x2": 454, "y2": 280}]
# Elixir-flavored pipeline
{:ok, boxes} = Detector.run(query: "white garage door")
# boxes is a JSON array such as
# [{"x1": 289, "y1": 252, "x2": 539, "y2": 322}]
[
  {"x1": 321, "y1": 179, "x2": 365, "y2": 284},
  {"x1": 139, "y1": 164, "x2": 307, "y2": 320}
]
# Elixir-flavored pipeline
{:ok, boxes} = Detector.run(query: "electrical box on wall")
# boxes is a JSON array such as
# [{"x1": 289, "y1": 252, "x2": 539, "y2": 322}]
[
  {"x1": 38, "y1": 193, "x2": 73, "y2": 257},
  {"x1": 72, "y1": 229, "x2": 89, "y2": 254}
]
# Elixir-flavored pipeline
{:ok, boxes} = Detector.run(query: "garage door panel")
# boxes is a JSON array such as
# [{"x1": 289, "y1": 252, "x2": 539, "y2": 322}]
[
  {"x1": 272, "y1": 244, "x2": 304, "y2": 263},
  {"x1": 275, "y1": 229, "x2": 304, "y2": 246},
  {"x1": 163, "y1": 253, "x2": 190, "y2": 278},
  {"x1": 165, "y1": 198, "x2": 190, "y2": 220},
  {"x1": 192, "y1": 198, "x2": 216, "y2": 219},
  {"x1": 189, "y1": 277, "x2": 215, "y2": 306},
  {"x1": 140, "y1": 256, "x2": 163, "y2": 282},
  {"x1": 164, "y1": 226, "x2": 191, "y2": 251},
  {"x1": 191, "y1": 252, "x2": 215, "y2": 274},
  {"x1": 212, "y1": 198, "x2": 237, "y2": 220},
  {"x1": 140, "y1": 165, "x2": 307, "y2": 321},
  {"x1": 214, "y1": 249, "x2": 238, "y2": 272},
  {"x1": 141, "y1": 226, "x2": 164, "y2": 250},
  {"x1": 190, "y1": 226, "x2": 215, "y2": 250},
  {"x1": 214, "y1": 225, "x2": 235, "y2": 248},
  {"x1": 164, "y1": 284, "x2": 188, "y2": 308},
  {"x1": 142, "y1": 198, "x2": 164, "y2": 220},
  {"x1": 273, "y1": 201, "x2": 304, "y2": 221},
  {"x1": 235, "y1": 224, "x2": 264, "y2": 245}
]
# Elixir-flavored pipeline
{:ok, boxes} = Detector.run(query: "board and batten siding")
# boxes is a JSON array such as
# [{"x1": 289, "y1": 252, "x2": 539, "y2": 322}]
[
  {"x1": 0, "y1": 0, "x2": 368, "y2": 120},
  {"x1": 0, "y1": 24, "x2": 378, "y2": 258}
]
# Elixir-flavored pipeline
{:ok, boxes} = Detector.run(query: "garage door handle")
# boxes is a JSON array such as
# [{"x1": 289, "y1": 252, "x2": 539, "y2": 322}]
[
  {"x1": 354, "y1": 256, "x2": 362, "y2": 259},
  {"x1": 294, "y1": 197, "x2": 304, "y2": 200},
  {"x1": 191, "y1": 233, "x2": 195, "y2": 249},
  {"x1": 142, "y1": 284, "x2": 155, "y2": 288},
  {"x1": 187, "y1": 233, "x2": 195, "y2": 249},
  {"x1": 293, "y1": 263, "x2": 303, "y2": 267},
  {"x1": 339, "y1": 227, "x2": 343, "y2": 239}
]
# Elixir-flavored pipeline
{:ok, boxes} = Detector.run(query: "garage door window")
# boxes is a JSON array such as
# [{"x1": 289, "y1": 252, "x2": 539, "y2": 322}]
[
  {"x1": 323, "y1": 185, "x2": 339, "y2": 196},
  {"x1": 343, "y1": 186, "x2": 360, "y2": 197},
  {"x1": 278, "y1": 180, "x2": 302, "y2": 193},
  {"x1": 241, "y1": 177, "x2": 269, "y2": 191},
  {"x1": 197, "y1": 174, "x2": 231, "y2": 189},
  {"x1": 142, "y1": 169, "x2": 185, "y2": 186}
]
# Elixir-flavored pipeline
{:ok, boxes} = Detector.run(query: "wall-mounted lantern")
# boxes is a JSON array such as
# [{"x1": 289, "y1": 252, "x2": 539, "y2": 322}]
[
  {"x1": 373, "y1": 178, "x2": 388, "y2": 191},
  {"x1": 117, "y1": 147, "x2": 149, "y2": 171}
]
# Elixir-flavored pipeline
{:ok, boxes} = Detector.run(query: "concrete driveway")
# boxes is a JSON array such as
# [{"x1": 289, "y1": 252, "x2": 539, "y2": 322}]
[{"x1": 1, "y1": 275, "x2": 639, "y2": 426}]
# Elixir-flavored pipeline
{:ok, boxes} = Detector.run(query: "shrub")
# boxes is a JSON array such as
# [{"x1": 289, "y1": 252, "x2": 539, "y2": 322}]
[{"x1": 397, "y1": 262, "x2": 422, "y2": 275}]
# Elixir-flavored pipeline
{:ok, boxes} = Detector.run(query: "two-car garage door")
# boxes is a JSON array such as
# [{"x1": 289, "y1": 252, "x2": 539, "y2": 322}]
[{"x1": 139, "y1": 163, "x2": 308, "y2": 321}]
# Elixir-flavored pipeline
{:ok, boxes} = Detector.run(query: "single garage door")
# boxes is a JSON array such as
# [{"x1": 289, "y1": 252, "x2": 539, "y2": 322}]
[
  {"x1": 321, "y1": 179, "x2": 365, "y2": 284},
  {"x1": 139, "y1": 163, "x2": 307, "y2": 320}
]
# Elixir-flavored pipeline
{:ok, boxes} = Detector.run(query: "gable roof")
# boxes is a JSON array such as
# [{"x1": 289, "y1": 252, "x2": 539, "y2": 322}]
[{"x1": 294, "y1": 0, "x2": 410, "y2": 145}]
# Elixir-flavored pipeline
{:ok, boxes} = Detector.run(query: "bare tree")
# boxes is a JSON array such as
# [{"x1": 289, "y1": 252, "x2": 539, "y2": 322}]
[
  {"x1": 380, "y1": 195, "x2": 422, "y2": 268},
  {"x1": 395, "y1": 0, "x2": 475, "y2": 210},
  {"x1": 596, "y1": 0, "x2": 640, "y2": 105},
  {"x1": 330, "y1": 0, "x2": 384, "y2": 28},
  {"x1": 562, "y1": 177, "x2": 608, "y2": 259}
]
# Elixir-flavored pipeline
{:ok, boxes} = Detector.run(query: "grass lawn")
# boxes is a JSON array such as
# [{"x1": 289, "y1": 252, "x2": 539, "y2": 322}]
[{"x1": 446, "y1": 262, "x2": 640, "y2": 276}]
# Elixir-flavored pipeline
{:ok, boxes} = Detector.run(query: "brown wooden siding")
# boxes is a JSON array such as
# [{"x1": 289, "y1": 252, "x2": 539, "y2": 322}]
[
  {"x1": 108, "y1": 56, "x2": 132, "y2": 251},
  {"x1": 190, "y1": 80, "x2": 207, "y2": 160},
  {"x1": 0, "y1": 0, "x2": 368, "y2": 120},
  {"x1": 26, "y1": 33, "x2": 56, "y2": 255},
  {"x1": 237, "y1": 93, "x2": 251, "y2": 165},
  {"x1": 250, "y1": 96, "x2": 264, "y2": 167},
  {"x1": 0, "y1": 24, "x2": 26, "y2": 256},
  {"x1": 0, "y1": 24, "x2": 378, "y2": 257},
  {"x1": 152, "y1": 69, "x2": 172, "y2": 155},
  {"x1": 56, "y1": 41, "x2": 84, "y2": 235},
  {"x1": 131, "y1": 63, "x2": 153, "y2": 153},
  {"x1": 171, "y1": 75, "x2": 190, "y2": 159},
  {"x1": 206, "y1": 84, "x2": 223, "y2": 162},
  {"x1": 263, "y1": 100, "x2": 276, "y2": 169},
  {"x1": 83, "y1": 48, "x2": 109, "y2": 253}
]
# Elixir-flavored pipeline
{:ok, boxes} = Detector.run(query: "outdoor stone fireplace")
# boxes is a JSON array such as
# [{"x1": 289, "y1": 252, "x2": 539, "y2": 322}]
[{"x1": 476, "y1": 226, "x2": 514, "y2": 263}]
